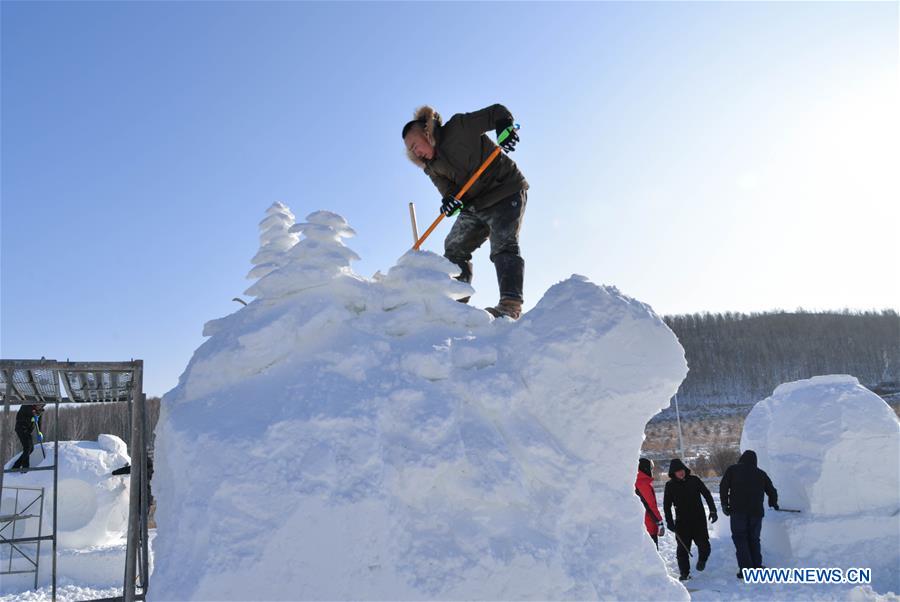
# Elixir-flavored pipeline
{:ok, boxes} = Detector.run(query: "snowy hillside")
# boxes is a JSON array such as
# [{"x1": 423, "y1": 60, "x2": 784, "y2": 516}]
[{"x1": 150, "y1": 208, "x2": 689, "y2": 600}]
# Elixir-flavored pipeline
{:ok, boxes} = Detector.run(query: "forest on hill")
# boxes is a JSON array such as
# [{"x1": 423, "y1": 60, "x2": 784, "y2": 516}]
[{"x1": 658, "y1": 309, "x2": 899, "y2": 419}]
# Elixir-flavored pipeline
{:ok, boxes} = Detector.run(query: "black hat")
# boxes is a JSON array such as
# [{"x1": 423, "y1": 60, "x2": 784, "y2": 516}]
[
  {"x1": 668, "y1": 458, "x2": 690, "y2": 478},
  {"x1": 638, "y1": 458, "x2": 653, "y2": 476},
  {"x1": 401, "y1": 119, "x2": 426, "y2": 139}
]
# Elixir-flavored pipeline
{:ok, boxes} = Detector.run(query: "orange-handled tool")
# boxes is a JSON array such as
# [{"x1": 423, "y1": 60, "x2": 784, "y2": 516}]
[{"x1": 412, "y1": 125, "x2": 518, "y2": 250}]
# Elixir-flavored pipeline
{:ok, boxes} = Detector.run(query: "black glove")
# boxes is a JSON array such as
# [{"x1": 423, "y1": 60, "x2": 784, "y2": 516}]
[
  {"x1": 441, "y1": 196, "x2": 463, "y2": 217},
  {"x1": 771, "y1": 502, "x2": 780, "y2": 511},
  {"x1": 709, "y1": 512, "x2": 718, "y2": 524},
  {"x1": 722, "y1": 506, "x2": 731, "y2": 516},
  {"x1": 666, "y1": 520, "x2": 676, "y2": 533},
  {"x1": 495, "y1": 118, "x2": 518, "y2": 153}
]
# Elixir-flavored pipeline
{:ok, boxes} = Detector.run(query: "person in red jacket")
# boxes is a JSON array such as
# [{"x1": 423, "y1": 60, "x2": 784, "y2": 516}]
[{"x1": 635, "y1": 458, "x2": 665, "y2": 548}]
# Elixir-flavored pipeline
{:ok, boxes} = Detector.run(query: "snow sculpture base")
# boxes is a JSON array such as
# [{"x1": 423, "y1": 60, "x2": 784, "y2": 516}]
[{"x1": 152, "y1": 210, "x2": 689, "y2": 601}]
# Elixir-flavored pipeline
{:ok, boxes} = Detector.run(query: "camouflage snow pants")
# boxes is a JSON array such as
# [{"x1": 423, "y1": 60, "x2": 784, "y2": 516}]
[{"x1": 444, "y1": 190, "x2": 527, "y2": 302}]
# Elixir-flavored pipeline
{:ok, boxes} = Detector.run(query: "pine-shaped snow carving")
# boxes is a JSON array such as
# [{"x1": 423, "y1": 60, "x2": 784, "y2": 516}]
[
  {"x1": 245, "y1": 210, "x2": 361, "y2": 300},
  {"x1": 246, "y1": 202, "x2": 299, "y2": 282}
]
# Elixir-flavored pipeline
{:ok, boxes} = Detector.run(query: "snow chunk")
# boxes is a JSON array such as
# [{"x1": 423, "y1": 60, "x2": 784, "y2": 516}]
[
  {"x1": 378, "y1": 250, "x2": 487, "y2": 334},
  {"x1": 3, "y1": 436, "x2": 131, "y2": 549},
  {"x1": 151, "y1": 211, "x2": 689, "y2": 600},
  {"x1": 742, "y1": 375, "x2": 899, "y2": 516},
  {"x1": 741, "y1": 376, "x2": 900, "y2": 594},
  {"x1": 2, "y1": 436, "x2": 133, "y2": 595},
  {"x1": 451, "y1": 341, "x2": 498, "y2": 370}
]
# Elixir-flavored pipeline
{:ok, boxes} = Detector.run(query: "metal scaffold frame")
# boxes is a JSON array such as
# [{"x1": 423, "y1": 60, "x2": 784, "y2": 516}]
[
  {"x1": 0, "y1": 359, "x2": 149, "y2": 602},
  {"x1": 0, "y1": 485, "x2": 45, "y2": 589}
]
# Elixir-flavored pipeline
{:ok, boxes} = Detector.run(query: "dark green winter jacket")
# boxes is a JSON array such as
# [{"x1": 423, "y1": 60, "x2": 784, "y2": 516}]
[{"x1": 422, "y1": 104, "x2": 529, "y2": 212}]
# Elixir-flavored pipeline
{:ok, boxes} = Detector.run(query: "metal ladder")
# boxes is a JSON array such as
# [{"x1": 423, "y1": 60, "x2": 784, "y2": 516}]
[{"x1": 0, "y1": 485, "x2": 47, "y2": 591}]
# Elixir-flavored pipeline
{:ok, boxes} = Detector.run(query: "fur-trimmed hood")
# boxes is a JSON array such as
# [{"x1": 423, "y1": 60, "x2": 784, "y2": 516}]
[
  {"x1": 404, "y1": 105, "x2": 442, "y2": 168},
  {"x1": 404, "y1": 103, "x2": 529, "y2": 211}
]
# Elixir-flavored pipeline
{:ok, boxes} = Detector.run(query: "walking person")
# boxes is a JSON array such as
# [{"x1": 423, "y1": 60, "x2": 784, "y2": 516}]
[
  {"x1": 635, "y1": 458, "x2": 665, "y2": 548},
  {"x1": 402, "y1": 103, "x2": 529, "y2": 319},
  {"x1": 11, "y1": 403, "x2": 45, "y2": 471},
  {"x1": 664, "y1": 458, "x2": 718, "y2": 581},
  {"x1": 719, "y1": 450, "x2": 779, "y2": 579}
]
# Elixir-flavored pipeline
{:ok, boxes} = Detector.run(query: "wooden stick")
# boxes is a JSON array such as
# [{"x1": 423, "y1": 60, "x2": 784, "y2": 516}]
[
  {"x1": 408, "y1": 202, "x2": 419, "y2": 245},
  {"x1": 413, "y1": 146, "x2": 503, "y2": 250}
]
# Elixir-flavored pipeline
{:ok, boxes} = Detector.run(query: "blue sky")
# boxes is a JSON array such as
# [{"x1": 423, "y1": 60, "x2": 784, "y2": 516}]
[{"x1": 2, "y1": 1, "x2": 898, "y2": 396}]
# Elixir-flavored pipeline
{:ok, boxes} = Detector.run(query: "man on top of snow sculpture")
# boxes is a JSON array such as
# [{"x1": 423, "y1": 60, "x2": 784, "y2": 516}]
[
  {"x1": 635, "y1": 458, "x2": 665, "y2": 548},
  {"x1": 664, "y1": 458, "x2": 718, "y2": 582},
  {"x1": 719, "y1": 450, "x2": 779, "y2": 579},
  {"x1": 402, "y1": 104, "x2": 528, "y2": 320}
]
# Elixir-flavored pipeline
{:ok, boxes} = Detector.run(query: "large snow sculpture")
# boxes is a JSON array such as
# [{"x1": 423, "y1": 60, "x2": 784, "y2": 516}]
[{"x1": 151, "y1": 206, "x2": 689, "y2": 601}]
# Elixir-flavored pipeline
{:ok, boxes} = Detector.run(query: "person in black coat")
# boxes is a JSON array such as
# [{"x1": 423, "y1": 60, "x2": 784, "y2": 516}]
[
  {"x1": 112, "y1": 457, "x2": 155, "y2": 507},
  {"x1": 720, "y1": 450, "x2": 778, "y2": 577},
  {"x1": 11, "y1": 404, "x2": 45, "y2": 471},
  {"x1": 664, "y1": 458, "x2": 718, "y2": 581}
]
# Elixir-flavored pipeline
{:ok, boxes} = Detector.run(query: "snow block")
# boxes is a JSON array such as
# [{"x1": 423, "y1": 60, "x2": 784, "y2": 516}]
[
  {"x1": 741, "y1": 375, "x2": 900, "y2": 594},
  {"x1": 151, "y1": 208, "x2": 689, "y2": 600},
  {"x1": 742, "y1": 375, "x2": 899, "y2": 516},
  {"x1": 1, "y1": 436, "x2": 132, "y2": 594}
]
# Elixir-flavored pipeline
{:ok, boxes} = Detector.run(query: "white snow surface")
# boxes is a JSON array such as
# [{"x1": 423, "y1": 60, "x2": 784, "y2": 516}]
[
  {"x1": 2, "y1": 435, "x2": 131, "y2": 549},
  {"x1": 151, "y1": 208, "x2": 690, "y2": 600},
  {"x1": 741, "y1": 375, "x2": 900, "y2": 595},
  {"x1": 657, "y1": 494, "x2": 900, "y2": 602},
  {"x1": 1, "y1": 436, "x2": 132, "y2": 594},
  {"x1": 0, "y1": 585, "x2": 123, "y2": 602}
]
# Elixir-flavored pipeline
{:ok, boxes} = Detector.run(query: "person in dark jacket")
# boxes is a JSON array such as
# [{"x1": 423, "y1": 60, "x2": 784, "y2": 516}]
[
  {"x1": 402, "y1": 104, "x2": 529, "y2": 320},
  {"x1": 720, "y1": 450, "x2": 779, "y2": 578},
  {"x1": 112, "y1": 457, "x2": 155, "y2": 507},
  {"x1": 11, "y1": 403, "x2": 45, "y2": 471},
  {"x1": 664, "y1": 458, "x2": 718, "y2": 581},
  {"x1": 635, "y1": 458, "x2": 665, "y2": 548}
]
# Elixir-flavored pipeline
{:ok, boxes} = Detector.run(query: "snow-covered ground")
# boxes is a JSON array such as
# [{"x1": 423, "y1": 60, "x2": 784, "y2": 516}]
[
  {"x1": 655, "y1": 494, "x2": 898, "y2": 602},
  {"x1": 0, "y1": 585, "x2": 122, "y2": 602}
]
